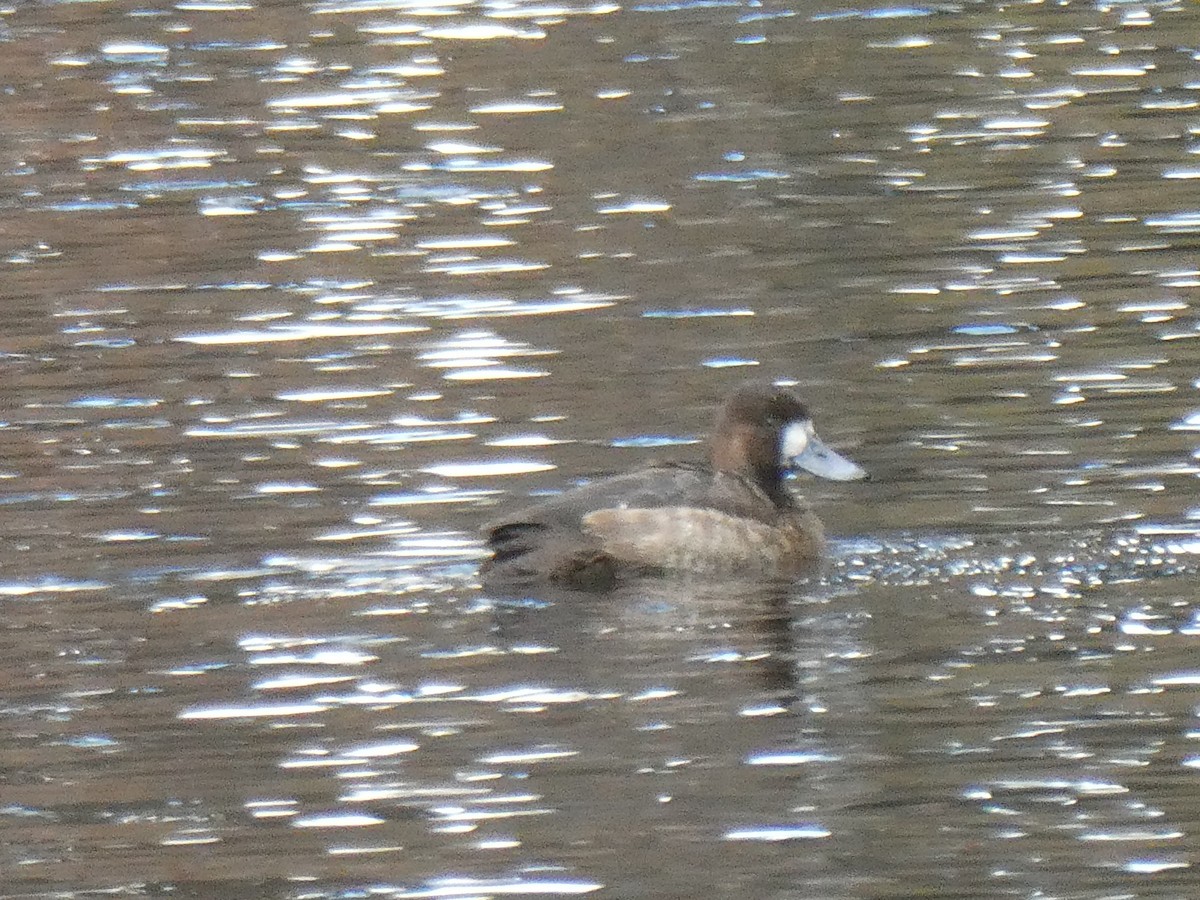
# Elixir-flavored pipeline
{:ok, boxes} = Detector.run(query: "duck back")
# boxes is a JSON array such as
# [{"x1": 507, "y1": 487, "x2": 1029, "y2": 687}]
[{"x1": 481, "y1": 462, "x2": 823, "y2": 587}]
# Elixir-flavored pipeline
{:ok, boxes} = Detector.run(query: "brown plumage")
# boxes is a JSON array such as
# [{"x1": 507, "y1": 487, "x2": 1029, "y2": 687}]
[{"x1": 481, "y1": 382, "x2": 867, "y2": 590}]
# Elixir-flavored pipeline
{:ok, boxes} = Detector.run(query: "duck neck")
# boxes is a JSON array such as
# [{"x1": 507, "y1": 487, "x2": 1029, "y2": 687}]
[
  {"x1": 751, "y1": 464, "x2": 790, "y2": 507},
  {"x1": 711, "y1": 428, "x2": 789, "y2": 507}
]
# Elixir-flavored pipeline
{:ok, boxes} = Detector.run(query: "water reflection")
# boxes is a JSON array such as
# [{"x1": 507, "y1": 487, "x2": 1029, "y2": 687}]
[{"x1": 4, "y1": 0, "x2": 1200, "y2": 894}]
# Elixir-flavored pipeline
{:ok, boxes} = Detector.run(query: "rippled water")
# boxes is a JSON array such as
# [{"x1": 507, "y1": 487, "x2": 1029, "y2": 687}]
[{"x1": 3, "y1": 0, "x2": 1200, "y2": 896}]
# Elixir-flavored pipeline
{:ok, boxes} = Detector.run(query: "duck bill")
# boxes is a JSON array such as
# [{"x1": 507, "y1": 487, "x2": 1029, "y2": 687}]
[{"x1": 785, "y1": 426, "x2": 868, "y2": 482}]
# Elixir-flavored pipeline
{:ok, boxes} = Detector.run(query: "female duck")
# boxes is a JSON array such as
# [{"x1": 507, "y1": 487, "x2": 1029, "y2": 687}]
[{"x1": 481, "y1": 382, "x2": 868, "y2": 589}]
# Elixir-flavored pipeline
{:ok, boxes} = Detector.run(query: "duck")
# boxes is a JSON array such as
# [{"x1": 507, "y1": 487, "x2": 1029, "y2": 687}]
[{"x1": 480, "y1": 381, "x2": 868, "y2": 590}]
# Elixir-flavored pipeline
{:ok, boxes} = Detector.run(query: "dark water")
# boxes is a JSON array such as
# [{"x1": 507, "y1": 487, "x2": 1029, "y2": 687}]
[{"x1": 3, "y1": 0, "x2": 1200, "y2": 896}]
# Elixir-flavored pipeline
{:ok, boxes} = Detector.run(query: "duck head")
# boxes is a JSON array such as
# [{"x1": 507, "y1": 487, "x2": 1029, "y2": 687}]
[{"x1": 710, "y1": 382, "x2": 868, "y2": 502}]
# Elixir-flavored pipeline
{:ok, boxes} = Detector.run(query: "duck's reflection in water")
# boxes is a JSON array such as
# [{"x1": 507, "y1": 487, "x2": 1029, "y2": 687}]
[
  {"x1": 473, "y1": 571, "x2": 878, "y2": 895},
  {"x1": 486, "y1": 574, "x2": 821, "y2": 701}
]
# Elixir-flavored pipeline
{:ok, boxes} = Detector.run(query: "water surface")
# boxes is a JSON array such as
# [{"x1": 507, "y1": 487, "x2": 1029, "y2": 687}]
[{"x1": 3, "y1": 0, "x2": 1200, "y2": 897}]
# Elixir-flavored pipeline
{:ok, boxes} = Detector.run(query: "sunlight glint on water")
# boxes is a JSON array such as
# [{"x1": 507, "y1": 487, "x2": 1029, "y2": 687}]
[{"x1": 2, "y1": 0, "x2": 1200, "y2": 896}]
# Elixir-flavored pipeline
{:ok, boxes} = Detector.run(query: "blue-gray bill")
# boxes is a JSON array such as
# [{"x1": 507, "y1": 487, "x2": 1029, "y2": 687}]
[{"x1": 782, "y1": 421, "x2": 868, "y2": 482}]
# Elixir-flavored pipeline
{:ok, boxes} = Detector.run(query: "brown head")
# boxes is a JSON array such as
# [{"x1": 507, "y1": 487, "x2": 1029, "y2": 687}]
[{"x1": 710, "y1": 382, "x2": 868, "y2": 504}]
